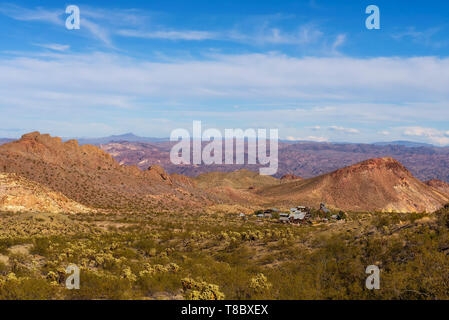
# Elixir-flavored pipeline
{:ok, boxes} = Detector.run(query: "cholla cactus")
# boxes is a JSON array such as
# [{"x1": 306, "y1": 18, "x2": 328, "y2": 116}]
[
  {"x1": 46, "y1": 271, "x2": 59, "y2": 282},
  {"x1": 219, "y1": 232, "x2": 229, "y2": 240},
  {"x1": 121, "y1": 267, "x2": 137, "y2": 282},
  {"x1": 6, "y1": 273, "x2": 17, "y2": 281},
  {"x1": 249, "y1": 273, "x2": 272, "y2": 293},
  {"x1": 167, "y1": 263, "x2": 180, "y2": 273},
  {"x1": 181, "y1": 278, "x2": 225, "y2": 300},
  {"x1": 148, "y1": 248, "x2": 157, "y2": 257}
]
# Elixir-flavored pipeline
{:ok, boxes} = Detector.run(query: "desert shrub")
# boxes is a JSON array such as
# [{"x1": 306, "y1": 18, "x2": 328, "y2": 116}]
[
  {"x1": 407, "y1": 212, "x2": 426, "y2": 223},
  {"x1": 66, "y1": 270, "x2": 133, "y2": 300},
  {"x1": 374, "y1": 215, "x2": 392, "y2": 230},
  {"x1": 30, "y1": 237, "x2": 51, "y2": 256},
  {"x1": 249, "y1": 273, "x2": 272, "y2": 295},
  {"x1": 133, "y1": 238, "x2": 157, "y2": 256},
  {"x1": 0, "y1": 276, "x2": 58, "y2": 300},
  {"x1": 438, "y1": 207, "x2": 449, "y2": 229},
  {"x1": 181, "y1": 278, "x2": 225, "y2": 300},
  {"x1": 138, "y1": 272, "x2": 182, "y2": 296},
  {"x1": 338, "y1": 211, "x2": 347, "y2": 220},
  {"x1": 381, "y1": 250, "x2": 449, "y2": 299}
]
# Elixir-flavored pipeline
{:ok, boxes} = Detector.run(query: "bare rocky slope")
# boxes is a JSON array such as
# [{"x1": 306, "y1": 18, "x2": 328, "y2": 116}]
[
  {"x1": 1, "y1": 133, "x2": 448, "y2": 214},
  {"x1": 0, "y1": 172, "x2": 90, "y2": 213},
  {"x1": 195, "y1": 169, "x2": 281, "y2": 189},
  {"x1": 99, "y1": 141, "x2": 449, "y2": 183},
  {"x1": 258, "y1": 157, "x2": 449, "y2": 213},
  {"x1": 425, "y1": 179, "x2": 449, "y2": 195},
  {"x1": 0, "y1": 132, "x2": 218, "y2": 211}
]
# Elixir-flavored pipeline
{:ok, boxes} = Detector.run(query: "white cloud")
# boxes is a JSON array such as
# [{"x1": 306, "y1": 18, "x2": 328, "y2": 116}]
[
  {"x1": 1, "y1": 52, "x2": 449, "y2": 108},
  {"x1": 81, "y1": 18, "x2": 113, "y2": 46},
  {"x1": 286, "y1": 136, "x2": 328, "y2": 142},
  {"x1": 392, "y1": 27, "x2": 445, "y2": 48},
  {"x1": 403, "y1": 126, "x2": 449, "y2": 146},
  {"x1": 378, "y1": 130, "x2": 390, "y2": 135},
  {"x1": 329, "y1": 126, "x2": 360, "y2": 134},
  {"x1": 224, "y1": 23, "x2": 326, "y2": 47},
  {"x1": 403, "y1": 126, "x2": 440, "y2": 137},
  {"x1": 0, "y1": 4, "x2": 63, "y2": 25},
  {"x1": 331, "y1": 34, "x2": 346, "y2": 52},
  {"x1": 118, "y1": 23, "x2": 325, "y2": 45},
  {"x1": 1, "y1": 52, "x2": 449, "y2": 138},
  {"x1": 33, "y1": 43, "x2": 70, "y2": 52},
  {"x1": 118, "y1": 29, "x2": 216, "y2": 41},
  {"x1": 297, "y1": 25, "x2": 324, "y2": 44},
  {"x1": 0, "y1": 4, "x2": 115, "y2": 46},
  {"x1": 252, "y1": 25, "x2": 324, "y2": 45}
]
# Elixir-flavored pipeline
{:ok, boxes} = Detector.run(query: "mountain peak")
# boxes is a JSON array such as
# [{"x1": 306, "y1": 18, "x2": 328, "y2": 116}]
[
  {"x1": 113, "y1": 133, "x2": 138, "y2": 138},
  {"x1": 332, "y1": 157, "x2": 411, "y2": 177},
  {"x1": 280, "y1": 174, "x2": 303, "y2": 181},
  {"x1": 21, "y1": 131, "x2": 41, "y2": 140},
  {"x1": 259, "y1": 157, "x2": 448, "y2": 212}
]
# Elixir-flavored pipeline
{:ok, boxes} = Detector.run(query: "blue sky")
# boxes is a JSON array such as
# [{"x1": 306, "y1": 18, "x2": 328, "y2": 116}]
[{"x1": 0, "y1": 0, "x2": 448, "y2": 145}]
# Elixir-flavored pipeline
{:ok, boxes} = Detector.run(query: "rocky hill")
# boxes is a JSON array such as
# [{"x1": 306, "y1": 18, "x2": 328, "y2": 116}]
[
  {"x1": 425, "y1": 179, "x2": 449, "y2": 195},
  {"x1": 0, "y1": 132, "x2": 216, "y2": 211},
  {"x1": 195, "y1": 169, "x2": 281, "y2": 189},
  {"x1": 0, "y1": 172, "x2": 90, "y2": 213},
  {"x1": 280, "y1": 174, "x2": 303, "y2": 181},
  {"x1": 99, "y1": 141, "x2": 449, "y2": 183},
  {"x1": 258, "y1": 157, "x2": 449, "y2": 213}
]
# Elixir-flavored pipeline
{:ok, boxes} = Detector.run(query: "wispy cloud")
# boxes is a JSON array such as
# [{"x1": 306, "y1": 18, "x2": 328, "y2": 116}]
[
  {"x1": 392, "y1": 27, "x2": 446, "y2": 48},
  {"x1": 82, "y1": 18, "x2": 113, "y2": 46},
  {"x1": 0, "y1": 4, "x2": 63, "y2": 24},
  {"x1": 403, "y1": 126, "x2": 449, "y2": 146},
  {"x1": 118, "y1": 29, "x2": 216, "y2": 41},
  {"x1": 329, "y1": 125, "x2": 359, "y2": 134},
  {"x1": 331, "y1": 34, "x2": 346, "y2": 53},
  {"x1": 33, "y1": 43, "x2": 70, "y2": 52},
  {"x1": 0, "y1": 4, "x2": 116, "y2": 46},
  {"x1": 286, "y1": 136, "x2": 329, "y2": 142},
  {"x1": 1, "y1": 51, "x2": 449, "y2": 139},
  {"x1": 224, "y1": 23, "x2": 325, "y2": 46}
]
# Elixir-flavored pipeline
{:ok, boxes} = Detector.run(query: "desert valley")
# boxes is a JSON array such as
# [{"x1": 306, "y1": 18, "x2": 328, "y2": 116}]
[{"x1": 0, "y1": 132, "x2": 448, "y2": 299}]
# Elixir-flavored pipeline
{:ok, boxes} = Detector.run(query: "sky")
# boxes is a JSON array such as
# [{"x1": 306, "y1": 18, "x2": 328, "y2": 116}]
[{"x1": 0, "y1": 0, "x2": 448, "y2": 145}]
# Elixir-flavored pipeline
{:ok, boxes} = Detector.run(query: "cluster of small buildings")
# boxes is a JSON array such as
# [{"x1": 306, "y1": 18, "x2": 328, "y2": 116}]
[
  {"x1": 253, "y1": 206, "x2": 311, "y2": 224},
  {"x1": 280, "y1": 206, "x2": 310, "y2": 224},
  {"x1": 249, "y1": 203, "x2": 341, "y2": 225},
  {"x1": 255, "y1": 208, "x2": 280, "y2": 219}
]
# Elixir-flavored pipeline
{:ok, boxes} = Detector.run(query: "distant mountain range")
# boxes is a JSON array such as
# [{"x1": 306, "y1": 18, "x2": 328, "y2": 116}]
[
  {"x1": 99, "y1": 139, "x2": 449, "y2": 183},
  {"x1": 0, "y1": 133, "x2": 445, "y2": 148},
  {"x1": 0, "y1": 138, "x2": 14, "y2": 145},
  {"x1": 1, "y1": 132, "x2": 448, "y2": 213},
  {"x1": 372, "y1": 140, "x2": 436, "y2": 148},
  {"x1": 68, "y1": 133, "x2": 170, "y2": 145},
  {"x1": 3, "y1": 132, "x2": 449, "y2": 183}
]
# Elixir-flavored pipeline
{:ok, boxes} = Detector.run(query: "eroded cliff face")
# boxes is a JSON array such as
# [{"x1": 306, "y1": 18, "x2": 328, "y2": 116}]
[{"x1": 0, "y1": 172, "x2": 91, "y2": 213}]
